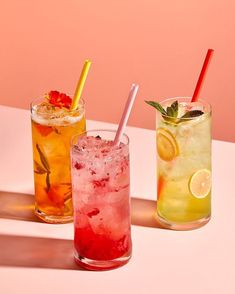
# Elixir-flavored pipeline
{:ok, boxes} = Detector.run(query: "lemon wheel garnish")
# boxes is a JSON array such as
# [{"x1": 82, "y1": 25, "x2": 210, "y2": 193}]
[
  {"x1": 157, "y1": 128, "x2": 179, "y2": 161},
  {"x1": 189, "y1": 169, "x2": 211, "y2": 199}
]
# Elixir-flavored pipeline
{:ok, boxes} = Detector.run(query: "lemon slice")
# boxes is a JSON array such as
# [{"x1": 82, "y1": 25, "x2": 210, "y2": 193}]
[
  {"x1": 157, "y1": 128, "x2": 179, "y2": 161},
  {"x1": 189, "y1": 169, "x2": 211, "y2": 198}
]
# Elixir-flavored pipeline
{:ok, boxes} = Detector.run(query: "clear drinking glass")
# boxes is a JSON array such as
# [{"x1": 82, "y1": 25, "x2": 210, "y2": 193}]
[
  {"x1": 71, "y1": 130, "x2": 132, "y2": 270},
  {"x1": 156, "y1": 97, "x2": 212, "y2": 230},
  {"x1": 31, "y1": 96, "x2": 86, "y2": 223}
]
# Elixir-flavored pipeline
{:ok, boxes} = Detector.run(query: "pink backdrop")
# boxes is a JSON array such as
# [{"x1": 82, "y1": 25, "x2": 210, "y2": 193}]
[{"x1": 0, "y1": 1, "x2": 234, "y2": 142}]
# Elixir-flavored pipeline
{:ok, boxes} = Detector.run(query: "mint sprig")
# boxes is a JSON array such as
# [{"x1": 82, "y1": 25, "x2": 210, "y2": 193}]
[
  {"x1": 145, "y1": 100, "x2": 204, "y2": 123},
  {"x1": 145, "y1": 101, "x2": 167, "y2": 116},
  {"x1": 36, "y1": 144, "x2": 51, "y2": 192},
  {"x1": 145, "y1": 100, "x2": 178, "y2": 122},
  {"x1": 36, "y1": 144, "x2": 50, "y2": 172}
]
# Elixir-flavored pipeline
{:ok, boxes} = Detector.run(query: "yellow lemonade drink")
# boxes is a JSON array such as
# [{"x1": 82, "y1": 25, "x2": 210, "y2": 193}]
[
  {"x1": 147, "y1": 97, "x2": 211, "y2": 230},
  {"x1": 31, "y1": 91, "x2": 86, "y2": 223}
]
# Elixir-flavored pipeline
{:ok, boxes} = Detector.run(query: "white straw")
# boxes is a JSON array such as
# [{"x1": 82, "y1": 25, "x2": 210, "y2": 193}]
[{"x1": 114, "y1": 83, "x2": 139, "y2": 145}]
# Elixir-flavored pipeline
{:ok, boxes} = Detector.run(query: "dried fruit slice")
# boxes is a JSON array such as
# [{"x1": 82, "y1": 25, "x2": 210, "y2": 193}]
[
  {"x1": 189, "y1": 169, "x2": 211, "y2": 199},
  {"x1": 157, "y1": 128, "x2": 179, "y2": 161}
]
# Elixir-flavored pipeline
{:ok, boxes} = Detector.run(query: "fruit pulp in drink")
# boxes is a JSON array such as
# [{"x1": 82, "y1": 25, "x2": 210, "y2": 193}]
[{"x1": 71, "y1": 134, "x2": 131, "y2": 268}]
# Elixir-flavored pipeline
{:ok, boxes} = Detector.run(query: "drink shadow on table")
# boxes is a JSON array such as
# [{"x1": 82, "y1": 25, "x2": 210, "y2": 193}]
[
  {"x1": 0, "y1": 234, "x2": 82, "y2": 270},
  {"x1": 0, "y1": 191, "x2": 163, "y2": 227},
  {"x1": 0, "y1": 191, "x2": 84, "y2": 270},
  {"x1": 0, "y1": 191, "x2": 164, "y2": 270}
]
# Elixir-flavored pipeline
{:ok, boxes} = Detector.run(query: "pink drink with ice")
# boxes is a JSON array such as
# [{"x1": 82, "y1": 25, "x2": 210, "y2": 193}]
[{"x1": 71, "y1": 130, "x2": 132, "y2": 270}]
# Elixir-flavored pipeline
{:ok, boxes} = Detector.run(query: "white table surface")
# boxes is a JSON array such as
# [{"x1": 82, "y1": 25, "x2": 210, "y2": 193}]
[{"x1": 0, "y1": 105, "x2": 235, "y2": 294}]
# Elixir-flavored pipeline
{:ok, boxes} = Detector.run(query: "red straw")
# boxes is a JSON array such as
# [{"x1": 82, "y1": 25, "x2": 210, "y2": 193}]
[
  {"x1": 191, "y1": 49, "x2": 214, "y2": 102},
  {"x1": 114, "y1": 83, "x2": 139, "y2": 145}
]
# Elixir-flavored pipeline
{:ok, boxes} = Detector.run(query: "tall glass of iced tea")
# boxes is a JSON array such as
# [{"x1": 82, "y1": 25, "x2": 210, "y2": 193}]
[{"x1": 31, "y1": 91, "x2": 86, "y2": 223}]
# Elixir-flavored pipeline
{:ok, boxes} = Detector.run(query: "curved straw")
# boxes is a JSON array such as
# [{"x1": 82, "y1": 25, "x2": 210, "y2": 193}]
[
  {"x1": 70, "y1": 59, "x2": 92, "y2": 110},
  {"x1": 191, "y1": 49, "x2": 214, "y2": 102},
  {"x1": 114, "y1": 83, "x2": 139, "y2": 146}
]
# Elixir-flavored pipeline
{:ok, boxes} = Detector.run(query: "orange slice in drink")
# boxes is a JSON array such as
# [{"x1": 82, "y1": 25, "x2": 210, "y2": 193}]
[
  {"x1": 157, "y1": 128, "x2": 179, "y2": 161},
  {"x1": 189, "y1": 169, "x2": 211, "y2": 199}
]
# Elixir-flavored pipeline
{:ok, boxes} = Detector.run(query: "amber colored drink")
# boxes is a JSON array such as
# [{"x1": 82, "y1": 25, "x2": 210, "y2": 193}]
[{"x1": 31, "y1": 91, "x2": 86, "y2": 223}]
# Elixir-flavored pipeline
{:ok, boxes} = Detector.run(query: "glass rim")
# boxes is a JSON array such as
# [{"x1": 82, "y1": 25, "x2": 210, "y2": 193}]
[
  {"x1": 30, "y1": 96, "x2": 85, "y2": 115},
  {"x1": 158, "y1": 96, "x2": 211, "y2": 121},
  {"x1": 71, "y1": 129, "x2": 129, "y2": 146}
]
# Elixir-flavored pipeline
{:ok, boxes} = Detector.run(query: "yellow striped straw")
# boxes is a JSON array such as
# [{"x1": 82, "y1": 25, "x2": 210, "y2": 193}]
[{"x1": 70, "y1": 59, "x2": 92, "y2": 111}]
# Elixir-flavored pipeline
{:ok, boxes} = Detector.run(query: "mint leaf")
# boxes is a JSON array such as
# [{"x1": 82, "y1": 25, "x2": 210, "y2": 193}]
[
  {"x1": 145, "y1": 99, "x2": 203, "y2": 124},
  {"x1": 164, "y1": 100, "x2": 178, "y2": 122},
  {"x1": 46, "y1": 173, "x2": 50, "y2": 192},
  {"x1": 166, "y1": 106, "x2": 174, "y2": 117},
  {"x1": 180, "y1": 110, "x2": 204, "y2": 119},
  {"x1": 36, "y1": 144, "x2": 51, "y2": 192},
  {"x1": 145, "y1": 100, "x2": 179, "y2": 123},
  {"x1": 145, "y1": 101, "x2": 167, "y2": 115},
  {"x1": 171, "y1": 100, "x2": 178, "y2": 117},
  {"x1": 34, "y1": 160, "x2": 47, "y2": 174},
  {"x1": 166, "y1": 101, "x2": 178, "y2": 118},
  {"x1": 36, "y1": 144, "x2": 50, "y2": 172}
]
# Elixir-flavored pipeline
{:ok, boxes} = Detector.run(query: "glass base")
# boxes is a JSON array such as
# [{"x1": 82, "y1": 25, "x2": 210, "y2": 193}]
[
  {"x1": 156, "y1": 213, "x2": 211, "y2": 230},
  {"x1": 35, "y1": 208, "x2": 73, "y2": 224},
  {"x1": 74, "y1": 251, "x2": 131, "y2": 271}
]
